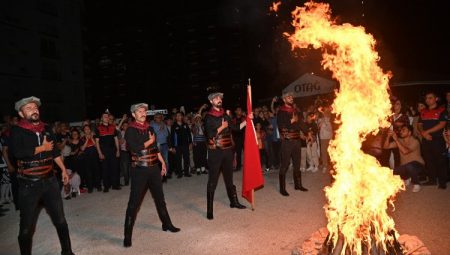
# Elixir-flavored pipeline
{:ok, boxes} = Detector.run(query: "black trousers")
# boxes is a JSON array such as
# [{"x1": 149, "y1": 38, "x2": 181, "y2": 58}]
[
  {"x1": 125, "y1": 166, "x2": 166, "y2": 223},
  {"x1": 83, "y1": 151, "x2": 101, "y2": 190},
  {"x1": 260, "y1": 149, "x2": 269, "y2": 168},
  {"x1": 271, "y1": 141, "x2": 281, "y2": 168},
  {"x1": 18, "y1": 176, "x2": 72, "y2": 255},
  {"x1": 193, "y1": 142, "x2": 207, "y2": 169},
  {"x1": 66, "y1": 155, "x2": 83, "y2": 186},
  {"x1": 120, "y1": 151, "x2": 131, "y2": 185},
  {"x1": 175, "y1": 145, "x2": 190, "y2": 175},
  {"x1": 394, "y1": 161, "x2": 425, "y2": 184},
  {"x1": 234, "y1": 137, "x2": 244, "y2": 170},
  {"x1": 207, "y1": 148, "x2": 234, "y2": 194},
  {"x1": 10, "y1": 172, "x2": 20, "y2": 210},
  {"x1": 101, "y1": 149, "x2": 119, "y2": 189},
  {"x1": 168, "y1": 151, "x2": 176, "y2": 176},
  {"x1": 422, "y1": 139, "x2": 448, "y2": 185},
  {"x1": 279, "y1": 140, "x2": 302, "y2": 184}
]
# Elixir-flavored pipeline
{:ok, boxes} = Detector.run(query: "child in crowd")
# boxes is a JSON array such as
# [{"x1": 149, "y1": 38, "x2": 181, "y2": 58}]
[{"x1": 61, "y1": 169, "x2": 81, "y2": 200}]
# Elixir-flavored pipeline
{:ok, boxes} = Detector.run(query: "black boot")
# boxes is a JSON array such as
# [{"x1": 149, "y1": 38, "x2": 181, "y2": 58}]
[
  {"x1": 18, "y1": 236, "x2": 32, "y2": 255},
  {"x1": 207, "y1": 191, "x2": 214, "y2": 220},
  {"x1": 228, "y1": 185, "x2": 246, "y2": 209},
  {"x1": 56, "y1": 224, "x2": 75, "y2": 255},
  {"x1": 279, "y1": 174, "x2": 289, "y2": 196},
  {"x1": 157, "y1": 205, "x2": 180, "y2": 232},
  {"x1": 294, "y1": 171, "x2": 308, "y2": 192},
  {"x1": 123, "y1": 214, "x2": 135, "y2": 247}
]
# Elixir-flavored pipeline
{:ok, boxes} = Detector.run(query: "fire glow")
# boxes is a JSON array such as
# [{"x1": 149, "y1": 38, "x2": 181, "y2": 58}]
[
  {"x1": 285, "y1": 2, "x2": 404, "y2": 254},
  {"x1": 270, "y1": 1, "x2": 282, "y2": 13}
]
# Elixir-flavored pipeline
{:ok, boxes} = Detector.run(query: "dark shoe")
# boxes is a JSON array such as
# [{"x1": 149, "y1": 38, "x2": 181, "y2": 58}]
[
  {"x1": 56, "y1": 224, "x2": 74, "y2": 255},
  {"x1": 97, "y1": 187, "x2": 102, "y2": 192},
  {"x1": 112, "y1": 186, "x2": 121, "y2": 190},
  {"x1": 18, "y1": 236, "x2": 32, "y2": 255},
  {"x1": 438, "y1": 184, "x2": 447, "y2": 189},
  {"x1": 230, "y1": 200, "x2": 246, "y2": 209},
  {"x1": 280, "y1": 190, "x2": 290, "y2": 196},
  {"x1": 156, "y1": 205, "x2": 179, "y2": 233},
  {"x1": 103, "y1": 188, "x2": 109, "y2": 193},
  {"x1": 184, "y1": 173, "x2": 192, "y2": 177},
  {"x1": 162, "y1": 224, "x2": 180, "y2": 232},
  {"x1": 279, "y1": 174, "x2": 289, "y2": 196},
  {"x1": 422, "y1": 180, "x2": 437, "y2": 186},
  {"x1": 71, "y1": 192, "x2": 77, "y2": 198},
  {"x1": 124, "y1": 214, "x2": 135, "y2": 247},
  {"x1": 295, "y1": 186, "x2": 308, "y2": 192},
  {"x1": 228, "y1": 185, "x2": 246, "y2": 209},
  {"x1": 123, "y1": 238, "x2": 132, "y2": 247},
  {"x1": 207, "y1": 191, "x2": 214, "y2": 220},
  {"x1": 177, "y1": 174, "x2": 183, "y2": 179},
  {"x1": 65, "y1": 196, "x2": 71, "y2": 200}
]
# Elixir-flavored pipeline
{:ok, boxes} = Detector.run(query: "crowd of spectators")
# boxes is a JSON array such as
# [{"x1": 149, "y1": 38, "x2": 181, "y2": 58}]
[{"x1": 1, "y1": 90, "x2": 449, "y2": 217}]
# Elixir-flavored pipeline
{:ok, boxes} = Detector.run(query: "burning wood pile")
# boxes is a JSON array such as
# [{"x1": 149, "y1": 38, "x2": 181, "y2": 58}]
[{"x1": 292, "y1": 228, "x2": 430, "y2": 255}]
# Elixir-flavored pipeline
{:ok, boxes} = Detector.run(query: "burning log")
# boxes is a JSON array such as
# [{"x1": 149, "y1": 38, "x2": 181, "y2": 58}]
[
  {"x1": 320, "y1": 229, "x2": 403, "y2": 255},
  {"x1": 294, "y1": 228, "x2": 430, "y2": 255}
]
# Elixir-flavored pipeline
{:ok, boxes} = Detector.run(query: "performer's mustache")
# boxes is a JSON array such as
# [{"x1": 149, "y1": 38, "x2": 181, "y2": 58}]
[{"x1": 28, "y1": 114, "x2": 40, "y2": 123}]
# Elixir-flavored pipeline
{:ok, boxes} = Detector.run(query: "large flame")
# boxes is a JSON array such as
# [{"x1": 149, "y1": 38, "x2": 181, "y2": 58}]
[{"x1": 285, "y1": 2, "x2": 404, "y2": 254}]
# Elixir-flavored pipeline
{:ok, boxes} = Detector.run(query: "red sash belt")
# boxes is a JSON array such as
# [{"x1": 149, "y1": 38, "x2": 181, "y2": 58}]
[{"x1": 131, "y1": 148, "x2": 159, "y2": 167}]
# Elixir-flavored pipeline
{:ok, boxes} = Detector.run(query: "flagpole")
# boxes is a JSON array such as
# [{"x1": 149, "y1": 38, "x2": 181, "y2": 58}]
[
  {"x1": 248, "y1": 78, "x2": 256, "y2": 211},
  {"x1": 248, "y1": 79, "x2": 258, "y2": 146}
]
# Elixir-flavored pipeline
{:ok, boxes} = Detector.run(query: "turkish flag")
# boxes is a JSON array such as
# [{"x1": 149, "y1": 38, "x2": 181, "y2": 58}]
[{"x1": 242, "y1": 85, "x2": 264, "y2": 205}]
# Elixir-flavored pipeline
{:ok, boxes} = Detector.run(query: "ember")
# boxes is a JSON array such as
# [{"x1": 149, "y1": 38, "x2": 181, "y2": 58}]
[{"x1": 270, "y1": 1, "x2": 282, "y2": 13}]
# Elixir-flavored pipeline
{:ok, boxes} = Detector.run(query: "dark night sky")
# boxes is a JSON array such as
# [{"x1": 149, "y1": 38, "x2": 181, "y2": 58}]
[{"x1": 84, "y1": 0, "x2": 449, "y2": 113}]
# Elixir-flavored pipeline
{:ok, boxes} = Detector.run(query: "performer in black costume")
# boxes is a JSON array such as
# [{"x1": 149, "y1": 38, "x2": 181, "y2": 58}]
[
  {"x1": 10, "y1": 96, "x2": 74, "y2": 255},
  {"x1": 123, "y1": 103, "x2": 180, "y2": 248},
  {"x1": 277, "y1": 92, "x2": 308, "y2": 196},
  {"x1": 204, "y1": 92, "x2": 248, "y2": 220}
]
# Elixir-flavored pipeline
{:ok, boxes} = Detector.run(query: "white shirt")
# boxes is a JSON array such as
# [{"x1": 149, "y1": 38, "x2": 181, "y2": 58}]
[{"x1": 318, "y1": 117, "x2": 332, "y2": 140}]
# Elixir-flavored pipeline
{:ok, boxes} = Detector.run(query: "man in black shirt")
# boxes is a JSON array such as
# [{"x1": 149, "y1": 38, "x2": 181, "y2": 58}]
[
  {"x1": 95, "y1": 112, "x2": 120, "y2": 192},
  {"x1": 170, "y1": 112, "x2": 192, "y2": 178},
  {"x1": 204, "y1": 92, "x2": 247, "y2": 220},
  {"x1": 10, "y1": 96, "x2": 74, "y2": 255},
  {"x1": 277, "y1": 92, "x2": 308, "y2": 196},
  {"x1": 123, "y1": 103, "x2": 179, "y2": 248}
]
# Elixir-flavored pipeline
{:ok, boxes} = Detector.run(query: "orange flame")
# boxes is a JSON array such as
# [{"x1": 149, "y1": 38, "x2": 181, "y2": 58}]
[
  {"x1": 270, "y1": 1, "x2": 282, "y2": 13},
  {"x1": 285, "y1": 2, "x2": 404, "y2": 254}
]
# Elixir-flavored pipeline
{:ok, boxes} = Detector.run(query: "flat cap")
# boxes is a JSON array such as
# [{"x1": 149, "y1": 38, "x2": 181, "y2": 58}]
[
  {"x1": 130, "y1": 103, "x2": 148, "y2": 113},
  {"x1": 15, "y1": 96, "x2": 41, "y2": 111},
  {"x1": 282, "y1": 91, "x2": 294, "y2": 98},
  {"x1": 208, "y1": 92, "x2": 223, "y2": 101}
]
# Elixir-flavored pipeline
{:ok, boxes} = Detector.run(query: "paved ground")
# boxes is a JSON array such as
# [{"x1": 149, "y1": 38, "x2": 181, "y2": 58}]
[{"x1": 1, "y1": 169, "x2": 449, "y2": 255}]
